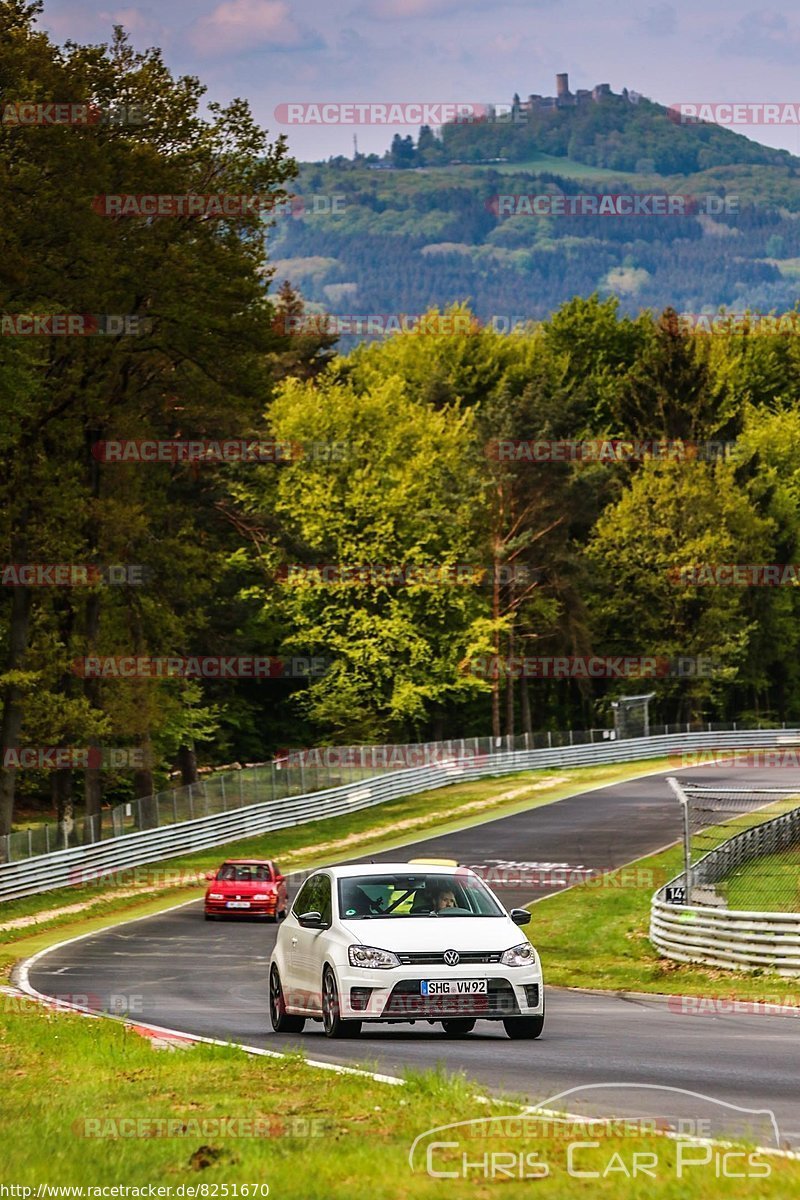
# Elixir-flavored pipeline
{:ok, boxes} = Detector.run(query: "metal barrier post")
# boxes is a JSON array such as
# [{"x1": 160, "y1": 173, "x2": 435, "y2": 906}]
[{"x1": 667, "y1": 776, "x2": 692, "y2": 903}]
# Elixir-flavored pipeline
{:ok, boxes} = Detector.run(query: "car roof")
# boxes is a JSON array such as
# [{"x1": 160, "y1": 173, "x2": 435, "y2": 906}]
[{"x1": 323, "y1": 863, "x2": 471, "y2": 879}]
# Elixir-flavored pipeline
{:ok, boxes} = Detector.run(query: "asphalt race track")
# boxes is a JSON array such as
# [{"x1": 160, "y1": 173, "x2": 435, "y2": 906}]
[{"x1": 26, "y1": 765, "x2": 800, "y2": 1147}]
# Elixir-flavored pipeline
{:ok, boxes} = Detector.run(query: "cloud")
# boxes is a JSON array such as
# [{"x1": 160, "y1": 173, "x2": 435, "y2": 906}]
[
  {"x1": 360, "y1": 0, "x2": 463, "y2": 15},
  {"x1": 718, "y1": 10, "x2": 800, "y2": 66},
  {"x1": 42, "y1": 4, "x2": 168, "y2": 44},
  {"x1": 190, "y1": 0, "x2": 323, "y2": 56},
  {"x1": 354, "y1": 0, "x2": 548, "y2": 19},
  {"x1": 637, "y1": 4, "x2": 677, "y2": 37}
]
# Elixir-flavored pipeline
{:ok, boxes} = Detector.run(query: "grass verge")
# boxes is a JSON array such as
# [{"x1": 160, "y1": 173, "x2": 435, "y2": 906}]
[
  {"x1": 722, "y1": 846, "x2": 800, "y2": 912},
  {"x1": 2, "y1": 1000, "x2": 798, "y2": 1197}
]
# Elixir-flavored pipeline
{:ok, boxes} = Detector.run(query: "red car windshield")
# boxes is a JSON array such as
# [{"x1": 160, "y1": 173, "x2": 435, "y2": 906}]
[{"x1": 217, "y1": 864, "x2": 272, "y2": 883}]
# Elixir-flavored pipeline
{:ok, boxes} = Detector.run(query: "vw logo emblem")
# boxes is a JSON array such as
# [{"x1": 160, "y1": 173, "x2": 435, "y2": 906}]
[{"x1": 444, "y1": 949, "x2": 460, "y2": 966}]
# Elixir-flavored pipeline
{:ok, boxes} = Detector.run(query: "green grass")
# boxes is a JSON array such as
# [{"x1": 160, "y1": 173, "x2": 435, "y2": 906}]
[
  {"x1": 720, "y1": 846, "x2": 800, "y2": 913},
  {"x1": 2, "y1": 1001, "x2": 797, "y2": 1196},
  {"x1": 690, "y1": 798, "x2": 800, "y2": 913},
  {"x1": 0, "y1": 758, "x2": 674, "y2": 957},
  {"x1": 491, "y1": 153, "x2": 646, "y2": 181}
]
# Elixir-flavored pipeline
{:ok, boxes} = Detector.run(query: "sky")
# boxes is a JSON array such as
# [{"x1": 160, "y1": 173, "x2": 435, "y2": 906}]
[{"x1": 38, "y1": 0, "x2": 800, "y2": 162}]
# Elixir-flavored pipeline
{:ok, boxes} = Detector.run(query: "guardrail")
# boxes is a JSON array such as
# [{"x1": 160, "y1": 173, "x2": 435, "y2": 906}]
[
  {"x1": 2, "y1": 726, "x2": 799, "y2": 905},
  {"x1": 651, "y1": 794, "x2": 800, "y2": 977}
]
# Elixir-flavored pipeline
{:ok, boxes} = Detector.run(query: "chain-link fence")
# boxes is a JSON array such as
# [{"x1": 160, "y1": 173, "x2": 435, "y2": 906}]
[{"x1": 667, "y1": 779, "x2": 800, "y2": 911}]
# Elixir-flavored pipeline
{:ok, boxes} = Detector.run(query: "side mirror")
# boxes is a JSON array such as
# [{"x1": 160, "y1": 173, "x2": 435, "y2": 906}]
[
  {"x1": 510, "y1": 908, "x2": 531, "y2": 926},
  {"x1": 297, "y1": 910, "x2": 329, "y2": 930},
  {"x1": 205, "y1": 872, "x2": 216, "y2": 882},
  {"x1": 275, "y1": 874, "x2": 285, "y2": 883}
]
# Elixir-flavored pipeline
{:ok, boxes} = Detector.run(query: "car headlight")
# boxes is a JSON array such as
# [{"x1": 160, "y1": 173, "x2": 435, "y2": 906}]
[
  {"x1": 501, "y1": 942, "x2": 536, "y2": 967},
  {"x1": 208, "y1": 893, "x2": 224, "y2": 900},
  {"x1": 348, "y1": 945, "x2": 400, "y2": 969},
  {"x1": 253, "y1": 893, "x2": 272, "y2": 900}
]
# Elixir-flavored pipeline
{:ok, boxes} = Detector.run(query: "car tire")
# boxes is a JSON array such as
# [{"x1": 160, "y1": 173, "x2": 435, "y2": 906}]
[
  {"x1": 204, "y1": 913, "x2": 216, "y2": 921},
  {"x1": 441, "y1": 1019, "x2": 476, "y2": 1037},
  {"x1": 503, "y1": 1004, "x2": 545, "y2": 1040},
  {"x1": 269, "y1": 966, "x2": 305, "y2": 1034},
  {"x1": 322, "y1": 967, "x2": 362, "y2": 1039}
]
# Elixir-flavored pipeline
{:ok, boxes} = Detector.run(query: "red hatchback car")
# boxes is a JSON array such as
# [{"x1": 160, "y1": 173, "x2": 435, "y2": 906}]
[{"x1": 204, "y1": 859, "x2": 288, "y2": 921}]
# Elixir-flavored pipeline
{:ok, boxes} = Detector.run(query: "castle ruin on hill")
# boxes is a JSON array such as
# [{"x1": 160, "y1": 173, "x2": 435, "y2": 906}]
[{"x1": 512, "y1": 73, "x2": 633, "y2": 118}]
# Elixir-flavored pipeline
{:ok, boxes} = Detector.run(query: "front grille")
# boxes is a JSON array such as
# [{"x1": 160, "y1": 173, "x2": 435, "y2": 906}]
[
  {"x1": 381, "y1": 978, "x2": 520, "y2": 1018},
  {"x1": 395, "y1": 951, "x2": 502, "y2": 965}
]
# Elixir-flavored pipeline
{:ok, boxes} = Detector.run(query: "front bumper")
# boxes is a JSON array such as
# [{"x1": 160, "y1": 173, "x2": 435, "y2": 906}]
[
  {"x1": 336, "y1": 965, "x2": 543, "y2": 1021},
  {"x1": 204, "y1": 898, "x2": 277, "y2": 917}
]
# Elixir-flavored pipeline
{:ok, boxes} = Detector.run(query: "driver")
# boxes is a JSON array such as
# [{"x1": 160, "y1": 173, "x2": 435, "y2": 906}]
[{"x1": 430, "y1": 887, "x2": 457, "y2": 911}]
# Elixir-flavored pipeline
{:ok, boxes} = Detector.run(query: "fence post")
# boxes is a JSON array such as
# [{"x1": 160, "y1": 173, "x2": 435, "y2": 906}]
[
  {"x1": 188, "y1": 784, "x2": 194, "y2": 820},
  {"x1": 668, "y1": 776, "x2": 692, "y2": 904},
  {"x1": 27, "y1": 828, "x2": 32, "y2": 857},
  {"x1": 221, "y1": 775, "x2": 227, "y2": 812},
  {"x1": 173, "y1": 791, "x2": 178, "y2": 823},
  {"x1": 45, "y1": 823, "x2": 50, "y2": 854},
  {"x1": 238, "y1": 770, "x2": 244, "y2": 807}
]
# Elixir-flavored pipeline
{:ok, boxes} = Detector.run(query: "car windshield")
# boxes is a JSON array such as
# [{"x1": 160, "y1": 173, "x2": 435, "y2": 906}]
[
  {"x1": 218, "y1": 864, "x2": 272, "y2": 883},
  {"x1": 337, "y1": 872, "x2": 504, "y2": 919}
]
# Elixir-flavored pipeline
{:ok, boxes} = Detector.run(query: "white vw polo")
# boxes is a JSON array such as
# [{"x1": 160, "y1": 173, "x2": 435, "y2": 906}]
[{"x1": 268, "y1": 863, "x2": 544, "y2": 1039}]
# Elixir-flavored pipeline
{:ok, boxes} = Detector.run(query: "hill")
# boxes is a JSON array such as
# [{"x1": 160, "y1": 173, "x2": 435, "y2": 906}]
[{"x1": 267, "y1": 82, "x2": 800, "y2": 337}]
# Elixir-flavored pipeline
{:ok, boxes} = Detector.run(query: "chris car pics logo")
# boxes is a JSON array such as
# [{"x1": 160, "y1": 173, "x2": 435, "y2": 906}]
[{"x1": 409, "y1": 1084, "x2": 779, "y2": 1182}]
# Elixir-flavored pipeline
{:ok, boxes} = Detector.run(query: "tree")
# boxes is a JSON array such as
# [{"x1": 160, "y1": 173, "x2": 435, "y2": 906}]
[
  {"x1": 0, "y1": 1, "x2": 295, "y2": 844},
  {"x1": 228, "y1": 368, "x2": 489, "y2": 741},
  {"x1": 614, "y1": 308, "x2": 738, "y2": 443},
  {"x1": 271, "y1": 279, "x2": 339, "y2": 380},
  {"x1": 389, "y1": 134, "x2": 416, "y2": 169},
  {"x1": 586, "y1": 457, "x2": 776, "y2": 720}
]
